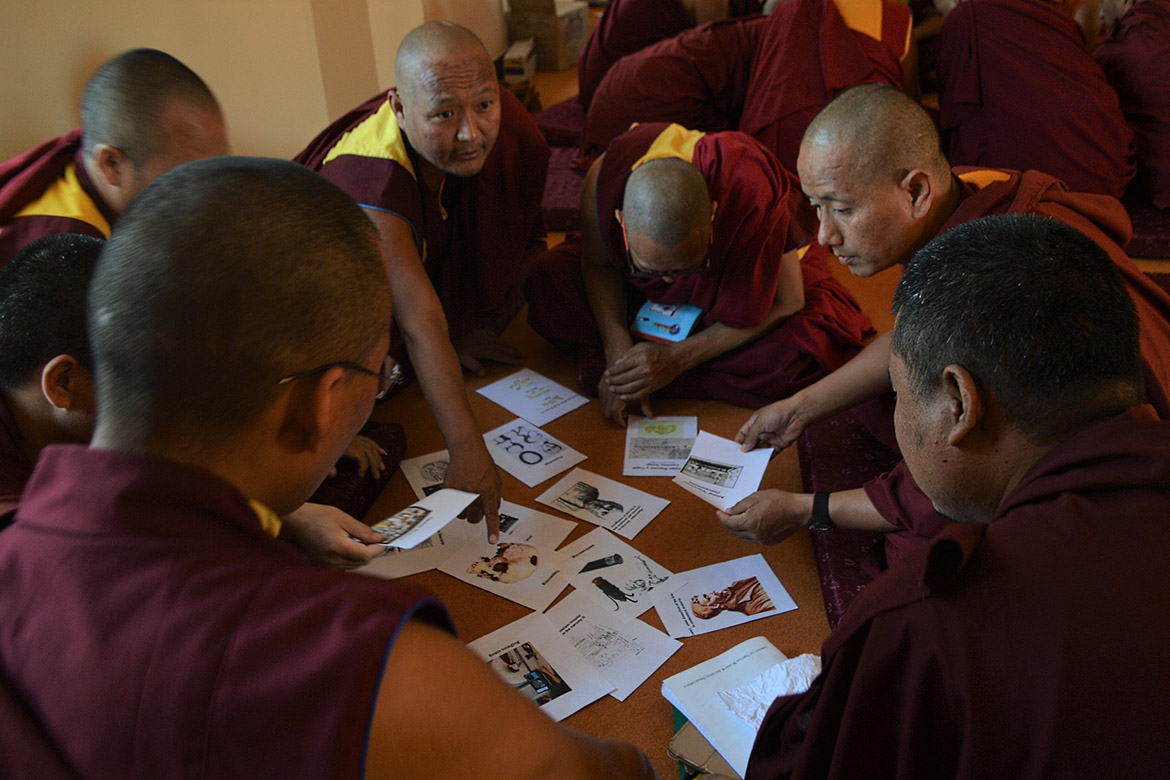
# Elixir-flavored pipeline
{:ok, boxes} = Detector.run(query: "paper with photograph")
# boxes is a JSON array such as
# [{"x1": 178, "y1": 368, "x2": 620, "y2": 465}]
[
  {"x1": 438, "y1": 537, "x2": 574, "y2": 612},
  {"x1": 476, "y1": 368, "x2": 590, "y2": 426},
  {"x1": 558, "y1": 528, "x2": 679, "y2": 618},
  {"x1": 623, "y1": 415, "x2": 697, "y2": 476},
  {"x1": 496, "y1": 501, "x2": 577, "y2": 549},
  {"x1": 398, "y1": 449, "x2": 451, "y2": 500},
  {"x1": 483, "y1": 418, "x2": 587, "y2": 487},
  {"x1": 357, "y1": 522, "x2": 473, "y2": 579},
  {"x1": 372, "y1": 488, "x2": 478, "y2": 550},
  {"x1": 672, "y1": 431, "x2": 771, "y2": 510},
  {"x1": 536, "y1": 468, "x2": 669, "y2": 539},
  {"x1": 656, "y1": 554, "x2": 796, "y2": 638},
  {"x1": 545, "y1": 590, "x2": 682, "y2": 701},
  {"x1": 468, "y1": 611, "x2": 614, "y2": 722}
]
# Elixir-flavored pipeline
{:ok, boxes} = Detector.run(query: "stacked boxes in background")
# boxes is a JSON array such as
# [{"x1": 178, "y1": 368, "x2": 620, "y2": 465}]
[{"x1": 508, "y1": 0, "x2": 589, "y2": 71}]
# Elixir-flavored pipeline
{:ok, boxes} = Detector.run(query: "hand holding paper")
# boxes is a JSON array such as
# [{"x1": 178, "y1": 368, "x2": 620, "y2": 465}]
[
  {"x1": 673, "y1": 432, "x2": 770, "y2": 510},
  {"x1": 716, "y1": 489, "x2": 812, "y2": 546}
]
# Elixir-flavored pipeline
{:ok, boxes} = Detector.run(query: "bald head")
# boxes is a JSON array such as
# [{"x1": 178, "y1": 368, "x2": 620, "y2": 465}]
[
  {"x1": 802, "y1": 84, "x2": 950, "y2": 185},
  {"x1": 80, "y1": 48, "x2": 222, "y2": 167},
  {"x1": 90, "y1": 157, "x2": 390, "y2": 448},
  {"x1": 623, "y1": 158, "x2": 712, "y2": 251},
  {"x1": 395, "y1": 21, "x2": 493, "y2": 101}
]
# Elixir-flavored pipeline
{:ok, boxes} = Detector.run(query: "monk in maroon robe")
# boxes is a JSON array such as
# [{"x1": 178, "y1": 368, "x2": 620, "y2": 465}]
[
  {"x1": 937, "y1": 0, "x2": 1136, "y2": 199},
  {"x1": 577, "y1": 0, "x2": 763, "y2": 108},
  {"x1": 744, "y1": 212, "x2": 1170, "y2": 780},
  {"x1": 725, "y1": 85, "x2": 1170, "y2": 568},
  {"x1": 0, "y1": 49, "x2": 227, "y2": 266},
  {"x1": 526, "y1": 123, "x2": 872, "y2": 419},
  {"x1": 738, "y1": 0, "x2": 914, "y2": 172},
  {"x1": 1095, "y1": 0, "x2": 1170, "y2": 208}
]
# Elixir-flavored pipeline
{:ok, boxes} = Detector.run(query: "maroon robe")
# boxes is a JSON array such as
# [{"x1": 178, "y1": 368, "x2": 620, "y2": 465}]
[
  {"x1": 577, "y1": 0, "x2": 763, "y2": 108},
  {"x1": 739, "y1": 0, "x2": 911, "y2": 172},
  {"x1": 749, "y1": 406, "x2": 1170, "y2": 780},
  {"x1": 526, "y1": 124, "x2": 872, "y2": 408},
  {"x1": 0, "y1": 395, "x2": 29, "y2": 529},
  {"x1": 1095, "y1": 0, "x2": 1170, "y2": 208},
  {"x1": 295, "y1": 88, "x2": 549, "y2": 342},
  {"x1": 0, "y1": 445, "x2": 454, "y2": 779},
  {"x1": 581, "y1": 16, "x2": 768, "y2": 156},
  {"x1": 0, "y1": 131, "x2": 115, "y2": 266},
  {"x1": 865, "y1": 167, "x2": 1170, "y2": 566},
  {"x1": 937, "y1": 0, "x2": 1136, "y2": 199}
]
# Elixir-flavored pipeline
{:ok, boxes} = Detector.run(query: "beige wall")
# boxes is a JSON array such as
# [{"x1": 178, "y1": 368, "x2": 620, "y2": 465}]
[{"x1": 0, "y1": 0, "x2": 505, "y2": 160}]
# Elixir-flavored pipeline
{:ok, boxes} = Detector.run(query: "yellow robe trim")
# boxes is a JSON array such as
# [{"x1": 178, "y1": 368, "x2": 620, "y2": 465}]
[
  {"x1": 321, "y1": 97, "x2": 416, "y2": 181},
  {"x1": 834, "y1": 0, "x2": 884, "y2": 46},
  {"x1": 250, "y1": 499, "x2": 284, "y2": 539},
  {"x1": 631, "y1": 124, "x2": 705, "y2": 170},
  {"x1": 12, "y1": 163, "x2": 111, "y2": 237},
  {"x1": 958, "y1": 169, "x2": 1014, "y2": 191}
]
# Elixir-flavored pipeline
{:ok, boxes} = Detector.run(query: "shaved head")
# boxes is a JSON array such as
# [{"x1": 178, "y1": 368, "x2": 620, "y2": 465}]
[
  {"x1": 90, "y1": 157, "x2": 390, "y2": 448},
  {"x1": 802, "y1": 84, "x2": 950, "y2": 185},
  {"x1": 395, "y1": 21, "x2": 493, "y2": 102},
  {"x1": 623, "y1": 158, "x2": 712, "y2": 249}
]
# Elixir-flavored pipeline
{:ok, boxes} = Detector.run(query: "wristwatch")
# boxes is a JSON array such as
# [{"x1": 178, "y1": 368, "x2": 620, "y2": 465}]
[{"x1": 808, "y1": 492, "x2": 835, "y2": 533}]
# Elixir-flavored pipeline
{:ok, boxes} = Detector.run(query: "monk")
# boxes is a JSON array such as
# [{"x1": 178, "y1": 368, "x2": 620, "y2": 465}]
[
  {"x1": 526, "y1": 123, "x2": 872, "y2": 422},
  {"x1": 583, "y1": 0, "x2": 914, "y2": 170},
  {"x1": 297, "y1": 22, "x2": 551, "y2": 539},
  {"x1": 0, "y1": 157, "x2": 658, "y2": 780},
  {"x1": 936, "y1": 0, "x2": 1136, "y2": 199},
  {"x1": 0, "y1": 48, "x2": 228, "y2": 265},
  {"x1": 739, "y1": 213, "x2": 1170, "y2": 780},
  {"x1": 1095, "y1": 0, "x2": 1170, "y2": 208},
  {"x1": 727, "y1": 84, "x2": 1170, "y2": 565},
  {"x1": 577, "y1": 0, "x2": 764, "y2": 108},
  {"x1": 738, "y1": 0, "x2": 916, "y2": 171}
]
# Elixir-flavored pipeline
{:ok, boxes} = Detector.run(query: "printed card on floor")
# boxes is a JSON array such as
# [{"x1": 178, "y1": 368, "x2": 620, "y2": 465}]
[
  {"x1": 357, "y1": 523, "x2": 473, "y2": 580},
  {"x1": 476, "y1": 368, "x2": 589, "y2": 426},
  {"x1": 484, "y1": 418, "x2": 586, "y2": 487},
  {"x1": 545, "y1": 590, "x2": 682, "y2": 701},
  {"x1": 623, "y1": 415, "x2": 697, "y2": 476},
  {"x1": 536, "y1": 468, "x2": 669, "y2": 539},
  {"x1": 497, "y1": 501, "x2": 577, "y2": 549},
  {"x1": 438, "y1": 534, "x2": 574, "y2": 612},
  {"x1": 656, "y1": 554, "x2": 797, "y2": 638},
  {"x1": 398, "y1": 449, "x2": 451, "y2": 500},
  {"x1": 672, "y1": 431, "x2": 771, "y2": 510},
  {"x1": 372, "y1": 488, "x2": 478, "y2": 550},
  {"x1": 558, "y1": 528, "x2": 679, "y2": 618},
  {"x1": 468, "y1": 611, "x2": 614, "y2": 722}
]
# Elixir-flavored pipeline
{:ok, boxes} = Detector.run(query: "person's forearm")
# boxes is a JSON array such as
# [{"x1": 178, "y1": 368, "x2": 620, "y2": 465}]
[
  {"x1": 582, "y1": 259, "x2": 635, "y2": 364},
  {"x1": 401, "y1": 309, "x2": 484, "y2": 451},
  {"x1": 822, "y1": 488, "x2": 898, "y2": 532},
  {"x1": 786, "y1": 330, "x2": 894, "y2": 425},
  {"x1": 671, "y1": 291, "x2": 803, "y2": 371}
]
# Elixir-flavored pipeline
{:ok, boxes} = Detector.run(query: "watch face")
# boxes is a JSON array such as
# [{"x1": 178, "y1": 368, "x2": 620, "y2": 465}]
[{"x1": 808, "y1": 519, "x2": 834, "y2": 534}]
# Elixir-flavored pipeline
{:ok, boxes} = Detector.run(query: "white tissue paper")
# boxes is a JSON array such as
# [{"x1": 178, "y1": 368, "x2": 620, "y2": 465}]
[{"x1": 716, "y1": 653, "x2": 823, "y2": 730}]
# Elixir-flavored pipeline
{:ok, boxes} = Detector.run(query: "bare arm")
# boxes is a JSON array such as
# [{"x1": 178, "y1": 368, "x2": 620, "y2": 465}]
[
  {"x1": 364, "y1": 208, "x2": 501, "y2": 542},
  {"x1": 737, "y1": 329, "x2": 893, "y2": 452},
  {"x1": 366, "y1": 620, "x2": 660, "y2": 780},
  {"x1": 717, "y1": 487, "x2": 896, "y2": 545}
]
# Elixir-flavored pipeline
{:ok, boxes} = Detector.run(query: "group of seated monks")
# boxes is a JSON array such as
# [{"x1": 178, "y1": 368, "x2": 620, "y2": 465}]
[{"x1": 0, "y1": 2, "x2": 1169, "y2": 777}]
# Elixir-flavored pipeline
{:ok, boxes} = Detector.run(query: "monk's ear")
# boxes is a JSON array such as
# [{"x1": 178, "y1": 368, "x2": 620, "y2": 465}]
[
  {"x1": 902, "y1": 169, "x2": 934, "y2": 219},
  {"x1": 92, "y1": 143, "x2": 128, "y2": 188},
  {"x1": 941, "y1": 364, "x2": 984, "y2": 446},
  {"x1": 41, "y1": 355, "x2": 83, "y2": 410},
  {"x1": 274, "y1": 367, "x2": 349, "y2": 456},
  {"x1": 389, "y1": 89, "x2": 407, "y2": 123}
]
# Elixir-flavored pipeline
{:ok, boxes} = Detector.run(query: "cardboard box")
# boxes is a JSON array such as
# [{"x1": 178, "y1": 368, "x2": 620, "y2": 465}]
[
  {"x1": 509, "y1": 0, "x2": 588, "y2": 72},
  {"x1": 503, "y1": 38, "x2": 537, "y2": 84}
]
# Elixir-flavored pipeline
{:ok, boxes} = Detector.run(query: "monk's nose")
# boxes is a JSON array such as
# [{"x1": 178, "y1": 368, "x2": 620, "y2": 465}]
[
  {"x1": 817, "y1": 217, "x2": 841, "y2": 247},
  {"x1": 457, "y1": 115, "x2": 481, "y2": 143}
]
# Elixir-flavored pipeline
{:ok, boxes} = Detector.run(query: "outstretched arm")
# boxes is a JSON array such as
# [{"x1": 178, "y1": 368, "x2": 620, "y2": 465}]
[
  {"x1": 364, "y1": 208, "x2": 502, "y2": 543},
  {"x1": 717, "y1": 488, "x2": 897, "y2": 545}
]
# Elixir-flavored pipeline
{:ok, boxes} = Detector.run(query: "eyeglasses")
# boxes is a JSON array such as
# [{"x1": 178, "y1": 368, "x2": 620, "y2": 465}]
[
  {"x1": 278, "y1": 354, "x2": 404, "y2": 400},
  {"x1": 617, "y1": 211, "x2": 711, "y2": 280}
]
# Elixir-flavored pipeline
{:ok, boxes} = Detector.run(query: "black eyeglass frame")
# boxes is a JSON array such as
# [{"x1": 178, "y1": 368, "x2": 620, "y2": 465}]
[
  {"x1": 617, "y1": 210, "x2": 712, "y2": 280},
  {"x1": 277, "y1": 354, "x2": 403, "y2": 400}
]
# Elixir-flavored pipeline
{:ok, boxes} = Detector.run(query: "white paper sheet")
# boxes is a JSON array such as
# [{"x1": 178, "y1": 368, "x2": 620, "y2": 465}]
[
  {"x1": 483, "y1": 418, "x2": 587, "y2": 487},
  {"x1": 476, "y1": 368, "x2": 590, "y2": 426},
  {"x1": 545, "y1": 590, "x2": 682, "y2": 701},
  {"x1": 398, "y1": 449, "x2": 451, "y2": 500},
  {"x1": 536, "y1": 468, "x2": 669, "y2": 539},
  {"x1": 357, "y1": 522, "x2": 473, "y2": 579},
  {"x1": 656, "y1": 554, "x2": 797, "y2": 638},
  {"x1": 717, "y1": 654, "x2": 822, "y2": 730},
  {"x1": 623, "y1": 416, "x2": 697, "y2": 476},
  {"x1": 438, "y1": 538, "x2": 574, "y2": 612},
  {"x1": 558, "y1": 528, "x2": 679, "y2": 618},
  {"x1": 496, "y1": 501, "x2": 577, "y2": 548},
  {"x1": 468, "y1": 611, "x2": 614, "y2": 722},
  {"x1": 672, "y1": 432, "x2": 771, "y2": 511},
  {"x1": 371, "y1": 488, "x2": 478, "y2": 550}
]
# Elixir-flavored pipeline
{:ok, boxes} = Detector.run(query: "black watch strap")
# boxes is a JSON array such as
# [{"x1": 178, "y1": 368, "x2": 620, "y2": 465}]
[{"x1": 809, "y1": 491, "x2": 834, "y2": 533}]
